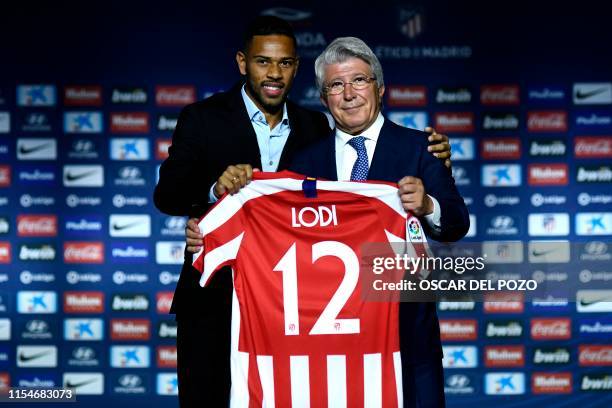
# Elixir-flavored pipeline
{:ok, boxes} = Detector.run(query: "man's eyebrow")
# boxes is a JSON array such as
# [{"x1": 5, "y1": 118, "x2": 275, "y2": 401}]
[
  {"x1": 251, "y1": 55, "x2": 297, "y2": 61},
  {"x1": 329, "y1": 73, "x2": 370, "y2": 81}
]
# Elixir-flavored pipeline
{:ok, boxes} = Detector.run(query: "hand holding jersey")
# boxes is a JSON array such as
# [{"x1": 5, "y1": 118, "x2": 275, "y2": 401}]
[
  {"x1": 398, "y1": 176, "x2": 434, "y2": 217},
  {"x1": 214, "y1": 164, "x2": 259, "y2": 198}
]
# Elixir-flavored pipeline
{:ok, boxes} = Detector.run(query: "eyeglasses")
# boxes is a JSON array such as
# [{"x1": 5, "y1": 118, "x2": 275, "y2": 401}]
[{"x1": 324, "y1": 76, "x2": 377, "y2": 95}]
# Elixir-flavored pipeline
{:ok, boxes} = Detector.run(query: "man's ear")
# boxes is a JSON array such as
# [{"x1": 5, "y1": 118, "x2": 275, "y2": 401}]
[
  {"x1": 320, "y1": 93, "x2": 328, "y2": 109},
  {"x1": 236, "y1": 51, "x2": 247, "y2": 75},
  {"x1": 378, "y1": 84, "x2": 385, "y2": 103},
  {"x1": 293, "y1": 57, "x2": 300, "y2": 79}
]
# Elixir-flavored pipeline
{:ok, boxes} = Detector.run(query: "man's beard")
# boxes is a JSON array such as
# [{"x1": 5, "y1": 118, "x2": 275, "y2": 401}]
[{"x1": 246, "y1": 79, "x2": 286, "y2": 114}]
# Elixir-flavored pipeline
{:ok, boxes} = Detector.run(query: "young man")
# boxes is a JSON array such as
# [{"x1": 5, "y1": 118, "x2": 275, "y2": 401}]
[{"x1": 154, "y1": 17, "x2": 329, "y2": 406}]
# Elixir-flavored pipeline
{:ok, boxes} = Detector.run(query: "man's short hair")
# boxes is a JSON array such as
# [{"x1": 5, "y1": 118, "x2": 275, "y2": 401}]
[
  {"x1": 315, "y1": 37, "x2": 384, "y2": 92},
  {"x1": 243, "y1": 16, "x2": 297, "y2": 52}
]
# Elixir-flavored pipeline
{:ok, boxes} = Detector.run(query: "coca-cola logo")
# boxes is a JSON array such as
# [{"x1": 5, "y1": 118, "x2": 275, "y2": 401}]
[
  {"x1": 63, "y1": 242, "x2": 104, "y2": 263},
  {"x1": 17, "y1": 215, "x2": 58, "y2": 237},
  {"x1": 579, "y1": 346, "x2": 612, "y2": 366},
  {"x1": 527, "y1": 111, "x2": 568, "y2": 132},
  {"x1": 574, "y1": 137, "x2": 612, "y2": 158},
  {"x1": 155, "y1": 86, "x2": 196, "y2": 107},
  {"x1": 531, "y1": 318, "x2": 571, "y2": 340},
  {"x1": 480, "y1": 85, "x2": 520, "y2": 105}
]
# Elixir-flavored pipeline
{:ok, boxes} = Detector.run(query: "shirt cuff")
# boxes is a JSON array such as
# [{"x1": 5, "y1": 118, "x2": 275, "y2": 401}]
[
  {"x1": 208, "y1": 183, "x2": 219, "y2": 203},
  {"x1": 423, "y1": 195, "x2": 441, "y2": 230}
]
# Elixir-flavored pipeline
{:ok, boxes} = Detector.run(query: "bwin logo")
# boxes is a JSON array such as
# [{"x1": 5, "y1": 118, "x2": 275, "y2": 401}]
[
  {"x1": 119, "y1": 374, "x2": 142, "y2": 388},
  {"x1": 119, "y1": 166, "x2": 141, "y2": 179}
]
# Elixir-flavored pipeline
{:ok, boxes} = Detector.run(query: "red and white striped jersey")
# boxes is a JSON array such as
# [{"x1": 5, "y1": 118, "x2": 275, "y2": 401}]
[{"x1": 192, "y1": 171, "x2": 428, "y2": 407}]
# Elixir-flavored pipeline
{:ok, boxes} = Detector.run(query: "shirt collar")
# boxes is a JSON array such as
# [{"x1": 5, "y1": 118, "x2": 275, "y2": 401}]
[
  {"x1": 241, "y1": 84, "x2": 289, "y2": 127},
  {"x1": 336, "y1": 112, "x2": 385, "y2": 145}
]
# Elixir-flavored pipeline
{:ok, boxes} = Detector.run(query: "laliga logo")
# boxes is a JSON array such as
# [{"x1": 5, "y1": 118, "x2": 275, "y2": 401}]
[
  {"x1": 409, "y1": 219, "x2": 421, "y2": 235},
  {"x1": 291, "y1": 205, "x2": 338, "y2": 228}
]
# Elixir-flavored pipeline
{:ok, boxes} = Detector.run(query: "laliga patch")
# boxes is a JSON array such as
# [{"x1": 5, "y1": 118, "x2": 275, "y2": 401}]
[{"x1": 407, "y1": 216, "x2": 424, "y2": 242}]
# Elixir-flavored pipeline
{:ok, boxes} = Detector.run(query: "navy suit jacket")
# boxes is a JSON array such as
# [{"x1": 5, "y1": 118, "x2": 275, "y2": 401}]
[{"x1": 291, "y1": 118, "x2": 470, "y2": 364}]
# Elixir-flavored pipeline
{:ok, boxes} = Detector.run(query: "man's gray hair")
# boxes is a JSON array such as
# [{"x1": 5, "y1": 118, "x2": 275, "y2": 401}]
[{"x1": 315, "y1": 37, "x2": 384, "y2": 92}]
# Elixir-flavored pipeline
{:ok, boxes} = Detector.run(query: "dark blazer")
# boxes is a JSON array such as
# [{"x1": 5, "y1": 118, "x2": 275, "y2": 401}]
[
  {"x1": 290, "y1": 118, "x2": 470, "y2": 364},
  {"x1": 154, "y1": 82, "x2": 330, "y2": 314}
]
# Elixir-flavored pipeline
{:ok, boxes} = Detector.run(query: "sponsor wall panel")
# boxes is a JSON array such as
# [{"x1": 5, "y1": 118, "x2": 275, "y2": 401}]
[{"x1": 1, "y1": 31, "x2": 611, "y2": 408}]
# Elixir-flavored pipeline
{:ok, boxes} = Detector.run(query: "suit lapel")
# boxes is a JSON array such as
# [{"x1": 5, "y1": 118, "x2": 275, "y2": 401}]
[
  {"x1": 228, "y1": 83, "x2": 263, "y2": 170},
  {"x1": 368, "y1": 120, "x2": 399, "y2": 182},
  {"x1": 278, "y1": 102, "x2": 301, "y2": 170},
  {"x1": 325, "y1": 133, "x2": 339, "y2": 180}
]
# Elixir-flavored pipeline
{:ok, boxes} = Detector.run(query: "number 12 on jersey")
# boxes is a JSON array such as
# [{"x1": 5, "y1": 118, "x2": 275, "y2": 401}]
[{"x1": 273, "y1": 241, "x2": 361, "y2": 336}]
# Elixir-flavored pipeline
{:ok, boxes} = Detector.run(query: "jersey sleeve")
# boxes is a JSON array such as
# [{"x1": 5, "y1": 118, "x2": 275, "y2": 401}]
[{"x1": 192, "y1": 194, "x2": 247, "y2": 287}]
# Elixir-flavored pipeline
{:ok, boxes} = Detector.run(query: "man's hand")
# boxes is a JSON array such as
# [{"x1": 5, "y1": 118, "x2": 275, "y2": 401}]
[
  {"x1": 398, "y1": 176, "x2": 434, "y2": 217},
  {"x1": 185, "y1": 218, "x2": 203, "y2": 254},
  {"x1": 425, "y1": 126, "x2": 452, "y2": 168},
  {"x1": 214, "y1": 164, "x2": 259, "y2": 198}
]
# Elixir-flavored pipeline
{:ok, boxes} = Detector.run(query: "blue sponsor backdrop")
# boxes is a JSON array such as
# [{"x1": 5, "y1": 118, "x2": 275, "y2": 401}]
[{"x1": 1, "y1": 1, "x2": 611, "y2": 407}]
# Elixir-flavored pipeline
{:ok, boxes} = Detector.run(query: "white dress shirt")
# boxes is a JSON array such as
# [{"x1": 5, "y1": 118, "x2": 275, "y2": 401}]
[
  {"x1": 334, "y1": 113, "x2": 442, "y2": 229},
  {"x1": 208, "y1": 85, "x2": 290, "y2": 202}
]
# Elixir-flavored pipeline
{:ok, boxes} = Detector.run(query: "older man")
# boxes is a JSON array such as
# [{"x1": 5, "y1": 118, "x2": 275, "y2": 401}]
[{"x1": 288, "y1": 37, "x2": 469, "y2": 407}]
